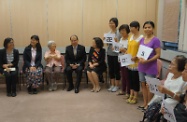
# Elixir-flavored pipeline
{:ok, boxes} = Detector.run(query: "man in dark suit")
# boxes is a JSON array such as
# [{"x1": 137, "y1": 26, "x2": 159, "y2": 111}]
[{"x1": 65, "y1": 35, "x2": 86, "y2": 93}]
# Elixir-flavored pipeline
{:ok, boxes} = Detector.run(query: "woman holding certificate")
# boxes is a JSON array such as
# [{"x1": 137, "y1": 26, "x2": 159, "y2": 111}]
[
  {"x1": 106, "y1": 17, "x2": 121, "y2": 92},
  {"x1": 0, "y1": 38, "x2": 19, "y2": 97},
  {"x1": 138, "y1": 21, "x2": 161, "y2": 111},
  {"x1": 117, "y1": 24, "x2": 130, "y2": 97},
  {"x1": 126, "y1": 21, "x2": 143, "y2": 104}
]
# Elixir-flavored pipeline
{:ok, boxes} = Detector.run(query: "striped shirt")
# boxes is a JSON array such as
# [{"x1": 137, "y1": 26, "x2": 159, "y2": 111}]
[{"x1": 6, "y1": 51, "x2": 14, "y2": 64}]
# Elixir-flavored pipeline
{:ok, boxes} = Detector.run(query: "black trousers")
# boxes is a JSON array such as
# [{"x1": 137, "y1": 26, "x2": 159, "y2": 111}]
[
  {"x1": 66, "y1": 66, "x2": 83, "y2": 88},
  {"x1": 107, "y1": 55, "x2": 120, "y2": 80},
  {"x1": 4, "y1": 71, "x2": 17, "y2": 93}
]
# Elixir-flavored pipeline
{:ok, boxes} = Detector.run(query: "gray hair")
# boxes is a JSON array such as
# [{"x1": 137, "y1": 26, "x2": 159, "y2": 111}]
[{"x1": 47, "y1": 40, "x2": 56, "y2": 48}]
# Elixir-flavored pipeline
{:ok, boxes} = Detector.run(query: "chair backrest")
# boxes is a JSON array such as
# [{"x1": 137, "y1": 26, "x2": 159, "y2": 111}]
[{"x1": 61, "y1": 55, "x2": 65, "y2": 70}]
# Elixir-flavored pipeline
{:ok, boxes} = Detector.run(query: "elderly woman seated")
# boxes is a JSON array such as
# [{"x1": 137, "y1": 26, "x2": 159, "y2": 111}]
[
  {"x1": 149, "y1": 55, "x2": 187, "y2": 108},
  {"x1": 44, "y1": 40, "x2": 62, "y2": 91}
]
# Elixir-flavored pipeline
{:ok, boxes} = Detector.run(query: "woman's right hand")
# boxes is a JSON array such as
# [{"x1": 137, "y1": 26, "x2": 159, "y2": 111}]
[
  {"x1": 157, "y1": 85, "x2": 168, "y2": 94},
  {"x1": 3, "y1": 64, "x2": 9, "y2": 69},
  {"x1": 131, "y1": 57, "x2": 137, "y2": 61}
]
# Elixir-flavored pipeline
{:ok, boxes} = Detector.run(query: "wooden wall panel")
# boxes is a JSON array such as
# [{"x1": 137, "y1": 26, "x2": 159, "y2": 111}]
[
  {"x1": 0, "y1": 0, "x2": 158, "y2": 47},
  {"x1": 11, "y1": 0, "x2": 47, "y2": 47},
  {"x1": 82, "y1": 0, "x2": 116, "y2": 46},
  {"x1": 0, "y1": 0, "x2": 11, "y2": 47},
  {"x1": 118, "y1": 0, "x2": 157, "y2": 35},
  {"x1": 48, "y1": 0, "x2": 82, "y2": 47}
]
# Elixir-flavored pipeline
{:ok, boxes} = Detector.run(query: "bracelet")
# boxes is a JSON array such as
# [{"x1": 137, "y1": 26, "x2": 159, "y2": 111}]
[{"x1": 172, "y1": 93, "x2": 176, "y2": 99}]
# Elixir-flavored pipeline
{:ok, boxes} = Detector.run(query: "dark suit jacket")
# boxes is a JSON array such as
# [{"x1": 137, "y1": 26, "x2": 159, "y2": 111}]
[
  {"x1": 88, "y1": 47, "x2": 107, "y2": 70},
  {"x1": 65, "y1": 44, "x2": 86, "y2": 67},
  {"x1": 0, "y1": 48, "x2": 19, "y2": 74},
  {"x1": 23, "y1": 45, "x2": 43, "y2": 71}
]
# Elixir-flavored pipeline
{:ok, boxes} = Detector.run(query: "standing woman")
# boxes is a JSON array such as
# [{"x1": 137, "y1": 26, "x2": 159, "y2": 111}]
[
  {"x1": 0, "y1": 38, "x2": 19, "y2": 97},
  {"x1": 107, "y1": 17, "x2": 121, "y2": 92},
  {"x1": 117, "y1": 24, "x2": 130, "y2": 97},
  {"x1": 126, "y1": 21, "x2": 143, "y2": 104},
  {"x1": 87, "y1": 37, "x2": 107, "y2": 92},
  {"x1": 23, "y1": 35, "x2": 43, "y2": 94},
  {"x1": 138, "y1": 21, "x2": 161, "y2": 110}
]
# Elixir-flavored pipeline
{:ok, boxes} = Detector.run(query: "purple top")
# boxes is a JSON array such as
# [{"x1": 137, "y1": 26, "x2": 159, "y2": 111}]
[{"x1": 138, "y1": 37, "x2": 161, "y2": 75}]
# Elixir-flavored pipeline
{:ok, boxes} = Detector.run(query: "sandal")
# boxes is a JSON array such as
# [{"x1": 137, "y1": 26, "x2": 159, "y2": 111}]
[
  {"x1": 129, "y1": 97, "x2": 138, "y2": 104},
  {"x1": 96, "y1": 87, "x2": 101, "y2": 92},
  {"x1": 137, "y1": 106, "x2": 145, "y2": 110},
  {"x1": 90, "y1": 89, "x2": 95, "y2": 92},
  {"x1": 126, "y1": 95, "x2": 133, "y2": 103},
  {"x1": 124, "y1": 94, "x2": 130, "y2": 99},
  {"x1": 116, "y1": 91, "x2": 125, "y2": 96}
]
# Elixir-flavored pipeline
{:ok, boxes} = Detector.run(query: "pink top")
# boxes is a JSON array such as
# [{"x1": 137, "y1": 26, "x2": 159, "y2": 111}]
[{"x1": 44, "y1": 50, "x2": 62, "y2": 67}]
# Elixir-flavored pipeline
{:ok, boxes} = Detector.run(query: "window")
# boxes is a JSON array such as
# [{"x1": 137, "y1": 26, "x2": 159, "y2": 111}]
[
  {"x1": 157, "y1": 0, "x2": 183, "y2": 51},
  {"x1": 178, "y1": 0, "x2": 187, "y2": 52}
]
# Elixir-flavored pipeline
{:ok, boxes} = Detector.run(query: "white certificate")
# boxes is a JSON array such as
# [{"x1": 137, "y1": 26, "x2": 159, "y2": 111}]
[
  {"x1": 103, "y1": 33, "x2": 115, "y2": 44},
  {"x1": 112, "y1": 42, "x2": 123, "y2": 53},
  {"x1": 145, "y1": 76, "x2": 164, "y2": 97},
  {"x1": 137, "y1": 45, "x2": 153, "y2": 60},
  {"x1": 162, "y1": 101, "x2": 176, "y2": 122},
  {"x1": 4, "y1": 68, "x2": 16, "y2": 71},
  {"x1": 119, "y1": 54, "x2": 134, "y2": 67}
]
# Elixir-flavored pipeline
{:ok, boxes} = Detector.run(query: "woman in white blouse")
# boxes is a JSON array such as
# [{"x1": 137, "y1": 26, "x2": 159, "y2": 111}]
[{"x1": 149, "y1": 55, "x2": 187, "y2": 108}]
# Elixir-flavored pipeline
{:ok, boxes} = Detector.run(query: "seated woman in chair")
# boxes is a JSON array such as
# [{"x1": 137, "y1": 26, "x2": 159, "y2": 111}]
[
  {"x1": 149, "y1": 55, "x2": 187, "y2": 109},
  {"x1": 44, "y1": 40, "x2": 62, "y2": 91},
  {"x1": 23, "y1": 35, "x2": 43, "y2": 94},
  {"x1": 0, "y1": 38, "x2": 19, "y2": 97},
  {"x1": 159, "y1": 57, "x2": 187, "y2": 122},
  {"x1": 87, "y1": 37, "x2": 107, "y2": 92}
]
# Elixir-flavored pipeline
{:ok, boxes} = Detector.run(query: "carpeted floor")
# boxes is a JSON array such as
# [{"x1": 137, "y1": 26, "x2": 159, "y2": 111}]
[{"x1": 0, "y1": 83, "x2": 144, "y2": 122}]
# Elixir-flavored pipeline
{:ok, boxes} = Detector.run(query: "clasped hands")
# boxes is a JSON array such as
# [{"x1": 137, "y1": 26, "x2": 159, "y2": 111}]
[{"x1": 70, "y1": 64, "x2": 79, "y2": 69}]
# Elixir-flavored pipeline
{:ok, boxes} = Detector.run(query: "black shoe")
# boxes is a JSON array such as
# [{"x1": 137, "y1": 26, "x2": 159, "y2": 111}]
[
  {"x1": 75, "y1": 88, "x2": 79, "y2": 93},
  {"x1": 33, "y1": 88, "x2": 38, "y2": 94},
  {"x1": 12, "y1": 93, "x2": 17, "y2": 97},
  {"x1": 27, "y1": 86, "x2": 32, "y2": 94},
  {"x1": 7, "y1": 93, "x2": 12, "y2": 97},
  {"x1": 67, "y1": 86, "x2": 74, "y2": 91}
]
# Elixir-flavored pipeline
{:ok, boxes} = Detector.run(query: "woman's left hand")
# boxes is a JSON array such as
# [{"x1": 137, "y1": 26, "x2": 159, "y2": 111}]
[{"x1": 139, "y1": 58, "x2": 148, "y2": 64}]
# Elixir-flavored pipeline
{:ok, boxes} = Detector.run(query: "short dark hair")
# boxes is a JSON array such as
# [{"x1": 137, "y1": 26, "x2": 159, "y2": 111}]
[
  {"x1": 130, "y1": 21, "x2": 140, "y2": 31},
  {"x1": 143, "y1": 21, "x2": 155, "y2": 28},
  {"x1": 175, "y1": 55, "x2": 186, "y2": 72},
  {"x1": 4, "y1": 37, "x2": 13, "y2": 48},
  {"x1": 70, "y1": 35, "x2": 79, "y2": 41},
  {"x1": 30, "y1": 35, "x2": 42, "y2": 51},
  {"x1": 109, "y1": 17, "x2": 118, "y2": 28},
  {"x1": 93, "y1": 37, "x2": 103, "y2": 49},
  {"x1": 119, "y1": 24, "x2": 130, "y2": 34}
]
